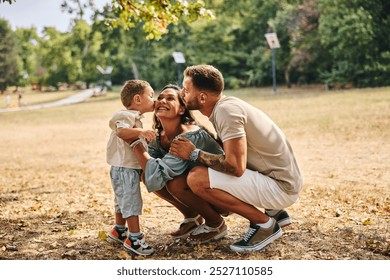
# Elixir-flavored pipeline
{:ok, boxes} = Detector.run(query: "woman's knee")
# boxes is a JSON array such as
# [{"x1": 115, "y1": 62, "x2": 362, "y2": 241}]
[{"x1": 166, "y1": 174, "x2": 187, "y2": 196}]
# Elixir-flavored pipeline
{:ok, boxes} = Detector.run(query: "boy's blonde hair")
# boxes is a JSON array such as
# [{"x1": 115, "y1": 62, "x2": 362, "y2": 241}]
[{"x1": 120, "y1": 80, "x2": 151, "y2": 108}]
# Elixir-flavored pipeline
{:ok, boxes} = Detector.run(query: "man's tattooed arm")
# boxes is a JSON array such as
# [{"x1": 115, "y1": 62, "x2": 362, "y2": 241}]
[{"x1": 197, "y1": 150, "x2": 237, "y2": 176}]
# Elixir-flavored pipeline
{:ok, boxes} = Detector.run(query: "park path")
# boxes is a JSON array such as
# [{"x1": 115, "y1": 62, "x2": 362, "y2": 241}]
[{"x1": 0, "y1": 88, "x2": 98, "y2": 113}]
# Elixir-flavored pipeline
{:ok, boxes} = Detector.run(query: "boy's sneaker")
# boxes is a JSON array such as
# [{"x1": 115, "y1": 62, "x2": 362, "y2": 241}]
[
  {"x1": 189, "y1": 220, "x2": 227, "y2": 244},
  {"x1": 123, "y1": 234, "x2": 154, "y2": 256},
  {"x1": 266, "y1": 209, "x2": 292, "y2": 227},
  {"x1": 108, "y1": 226, "x2": 128, "y2": 244},
  {"x1": 230, "y1": 218, "x2": 282, "y2": 252}
]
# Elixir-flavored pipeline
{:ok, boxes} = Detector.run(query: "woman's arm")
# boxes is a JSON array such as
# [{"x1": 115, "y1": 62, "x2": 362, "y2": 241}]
[{"x1": 132, "y1": 142, "x2": 190, "y2": 192}]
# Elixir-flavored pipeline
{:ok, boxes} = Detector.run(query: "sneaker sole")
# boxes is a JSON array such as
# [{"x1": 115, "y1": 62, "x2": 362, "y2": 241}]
[
  {"x1": 229, "y1": 227, "x2": 283, "y2": 252},
  {"x1": 123, "y1": 243, "x2": 154, "y2": 256},
  {"x1": 278, "y1": 217, "x2": 292, "y2": 227},
  {"x1": 189, "y1": 229, "x2": 228, "y2": 245},
  {"x1": 108, "y1": 233, "x2": 125, "y2": 244},
  {"x1": 171, "y1": 226, "x2": 199, "y2": 239}
]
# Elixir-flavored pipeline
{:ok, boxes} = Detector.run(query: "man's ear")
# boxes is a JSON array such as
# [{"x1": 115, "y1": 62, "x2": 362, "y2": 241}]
[{"x1": 199, "y1": 92, "x2": 207, "y2": 104}]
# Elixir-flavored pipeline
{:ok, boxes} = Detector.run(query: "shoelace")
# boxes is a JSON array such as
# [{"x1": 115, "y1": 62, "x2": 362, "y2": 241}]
[
  {"x1": 242, "y1": 227, "x2": 257, "y2": 242},
  {"x1": 136, "y1": 238, "x2": 150, "y2": 249}
]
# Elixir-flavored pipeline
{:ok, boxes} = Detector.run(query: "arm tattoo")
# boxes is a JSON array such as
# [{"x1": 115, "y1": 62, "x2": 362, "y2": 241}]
[{"x1": 197, "y1": 151, "x2": 237, "y2": 175}]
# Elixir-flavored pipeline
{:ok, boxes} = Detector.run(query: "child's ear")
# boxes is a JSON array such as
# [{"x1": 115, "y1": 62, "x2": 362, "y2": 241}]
[{"x1": 133, "y1": 94, "x2": 141, "y2": 104}]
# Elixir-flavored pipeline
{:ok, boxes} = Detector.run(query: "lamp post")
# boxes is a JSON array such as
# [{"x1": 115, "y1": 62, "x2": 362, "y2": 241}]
[
  {"x1": 96, "y1": 65, "x2": 113, "y2": 91},
  {"x1": 172, "y1": 52, "x2": 186, "y2": 86},
  {"x1": 264, "y1": 33, "x2": 280, "y2": 94}
]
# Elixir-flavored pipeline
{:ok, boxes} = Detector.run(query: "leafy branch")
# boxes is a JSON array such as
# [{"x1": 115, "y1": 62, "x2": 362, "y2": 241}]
[{"x1": 108, "y1": 0, "x2": 215, "y2": 40}]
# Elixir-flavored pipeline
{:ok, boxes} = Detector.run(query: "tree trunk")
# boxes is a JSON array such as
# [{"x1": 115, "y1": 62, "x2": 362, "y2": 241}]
[{"x1": 284, "y1": 65, "x2": 291, "y2": 88}]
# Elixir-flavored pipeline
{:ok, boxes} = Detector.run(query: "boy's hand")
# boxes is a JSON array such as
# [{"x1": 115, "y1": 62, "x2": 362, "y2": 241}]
[{"x1": 140, "y1": 130, "x2": 158, "y2": 142}]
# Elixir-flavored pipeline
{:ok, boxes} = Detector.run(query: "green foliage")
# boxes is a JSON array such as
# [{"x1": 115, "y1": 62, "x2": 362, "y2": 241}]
[
  {"x1": 14, "y1": 28, "x2": 40, "y2": 86},
  {"x1": 318, "y1": 0, "x2": 390, "y2": 87},
  {"x1": 0, "y1": 19, "x2": 19, "y2": 92},
  {"x1": 2, "y1": 0, "x2": 389, "y2": 90},
  {"x1": 108, "y1": 0, "x2": 215, "y2": 40}
]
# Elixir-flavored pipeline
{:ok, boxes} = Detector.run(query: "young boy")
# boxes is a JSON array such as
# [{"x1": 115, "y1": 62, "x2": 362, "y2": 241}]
[{"x1": 106, "y1": 80, "x2": 157, "y2": 256}]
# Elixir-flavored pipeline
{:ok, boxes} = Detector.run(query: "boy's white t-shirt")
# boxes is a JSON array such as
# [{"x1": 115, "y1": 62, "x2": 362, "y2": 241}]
[{"x1": 106, "y1": 109, "x2": 146, "y2": 169}]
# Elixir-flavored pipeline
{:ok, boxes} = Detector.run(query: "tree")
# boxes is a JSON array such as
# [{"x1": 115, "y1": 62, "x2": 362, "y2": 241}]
[
  {"x1": 14, "y1": 28, "x2": 41, "y2": 88},
  {"x1": 0, "y1": 19, "x2": 19, "y2": 93},
  {"x1": 108, "y1": 0, "x2": 215, "y2": 40},
  {"x1": 318, "y1": 0, "x2": 390, "y2": 87},
  {"x1": 270, "y1": 0, "x2": 323, "y2": 87},
  {"x1": 69, "y1": 19, "x2": 101, "y2": 88},
  {"x1": 61, "y1": 0, "x2": 95, "y2": 21},
  {"x1": 38, "y1": 27, "x2": 79, "y2": 89}
]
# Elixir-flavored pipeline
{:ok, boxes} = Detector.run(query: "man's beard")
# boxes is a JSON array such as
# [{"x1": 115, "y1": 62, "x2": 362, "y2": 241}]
[{"x1": 184, "y1": 99, "x2": 200, "y2": 110}]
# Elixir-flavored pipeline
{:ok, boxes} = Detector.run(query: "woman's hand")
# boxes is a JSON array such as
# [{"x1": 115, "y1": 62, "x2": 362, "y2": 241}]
[{"x1": 169, "y1": 137, "x2": 196, "y2": 160}]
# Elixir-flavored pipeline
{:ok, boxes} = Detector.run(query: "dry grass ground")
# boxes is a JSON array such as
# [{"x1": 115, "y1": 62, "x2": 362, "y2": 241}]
[
  {"x1": 1, "y1": 89, "x2": 78, "y2": 109},
  {"x1": 0, "y1": 87, "x2": 389, "y2": 260}
]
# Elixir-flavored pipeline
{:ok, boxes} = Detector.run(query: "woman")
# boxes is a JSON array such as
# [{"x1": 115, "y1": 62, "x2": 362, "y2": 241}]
[{"x1": 130, "y1": 84, "x2": 228, "y2": 243}]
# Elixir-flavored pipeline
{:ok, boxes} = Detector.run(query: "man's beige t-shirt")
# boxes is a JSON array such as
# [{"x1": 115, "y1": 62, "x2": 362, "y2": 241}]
[
  {"x1": 209, "y1": 96, "x2": 302, "y2": 195},
  {"x1": 106, "y1": 109, "x2": 145, "y2": 169}
]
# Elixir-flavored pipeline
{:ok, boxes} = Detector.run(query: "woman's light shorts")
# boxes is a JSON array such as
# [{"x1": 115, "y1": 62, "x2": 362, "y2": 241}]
[
  {"x1": 208, "y1": 168, "x2": 299, "y2": 210},
  {"x1": 110, "y1": 166, "x2": 142, "y2": 218}
]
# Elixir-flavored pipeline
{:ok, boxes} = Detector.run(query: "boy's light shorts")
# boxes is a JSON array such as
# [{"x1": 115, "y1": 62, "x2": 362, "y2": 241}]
[
  {"x1": 110, "y1": 166, "x2": 142, "y2": 218},
  {"x1": 208, "y1": 168, "x2": 299, "y2": 210}
]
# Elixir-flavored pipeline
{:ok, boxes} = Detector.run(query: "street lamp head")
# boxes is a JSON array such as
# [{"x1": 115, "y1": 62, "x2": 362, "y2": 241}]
[
  {"x1": 172, "y1": 52, "x2": 186, "y2": 64},
  {"x1": 265, "y1": 33, "x2": 280, "y2": 49}
]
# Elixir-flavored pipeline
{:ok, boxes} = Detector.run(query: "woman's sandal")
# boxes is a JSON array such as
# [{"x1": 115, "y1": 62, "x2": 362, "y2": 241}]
[{"x1": 170, "y1": 215, "x2": 204, "y2": 239}]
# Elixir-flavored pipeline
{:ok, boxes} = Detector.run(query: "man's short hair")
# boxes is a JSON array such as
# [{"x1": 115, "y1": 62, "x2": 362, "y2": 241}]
[{"x1": 183, "y1": 64, "x2": 224, "y2": 95}]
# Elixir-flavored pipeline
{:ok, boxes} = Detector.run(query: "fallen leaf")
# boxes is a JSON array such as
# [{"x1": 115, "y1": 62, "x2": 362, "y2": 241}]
[
  {"x1": 98, "y1": 230, "x2": 107, "y2": 241},
  {"x1": 362, "y1": 218, "x2": 372, "y2": 225}
]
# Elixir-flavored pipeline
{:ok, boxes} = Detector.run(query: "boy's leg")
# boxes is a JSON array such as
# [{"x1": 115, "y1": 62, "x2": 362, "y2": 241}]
[
  {"x1": 123, "y1": 215, "x2": 154, "y2": 256},
  {"x1": 108, "y1": 212, "x2": 128, "y2": 244},
  {"x1": 126, "y1": 215, "x2": 140, "y2": 234},
  {"x1": 115, "y1": 212, "x2": 126, "y2": 226}
]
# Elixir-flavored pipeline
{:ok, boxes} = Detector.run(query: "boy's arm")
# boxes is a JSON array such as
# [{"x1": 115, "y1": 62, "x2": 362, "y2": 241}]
[
  {"x1": 117, "y1": 127, "x2": 157, "y2": 142},
  {"x1": 116, "y1": 127, "x2": 144, "y2": 141}
]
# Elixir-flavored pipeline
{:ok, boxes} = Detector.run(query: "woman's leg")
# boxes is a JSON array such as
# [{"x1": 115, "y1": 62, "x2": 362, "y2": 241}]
[
  {"x1": 154, "y1": 186, "x2": 197, "y2": 218},
  {"x1": 166, "y1": 172, "x2": 223, "y2": 228},
  {"x1": 154, "y1": 174, "x2": 203, "y2": 237}
]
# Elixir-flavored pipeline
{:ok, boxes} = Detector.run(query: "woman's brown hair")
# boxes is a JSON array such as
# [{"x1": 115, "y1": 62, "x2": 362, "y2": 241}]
[{"x1": 152, "y1": 84, "x2": 196, "y2": 134}]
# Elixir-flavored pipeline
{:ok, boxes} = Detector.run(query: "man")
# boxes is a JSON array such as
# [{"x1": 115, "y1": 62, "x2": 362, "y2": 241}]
[{"x1": 170, "y1": 64, "x2": 302, "y2": 252}]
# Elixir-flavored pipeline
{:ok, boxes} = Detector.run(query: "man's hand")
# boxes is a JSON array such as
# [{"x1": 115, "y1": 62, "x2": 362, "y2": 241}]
[{"x1": 170, "y1": 137, "x2": 196, "y2": 160}]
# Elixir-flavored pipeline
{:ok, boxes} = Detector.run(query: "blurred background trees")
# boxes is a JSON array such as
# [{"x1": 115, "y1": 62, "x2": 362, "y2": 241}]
[{"x1": 1, "y1": 0, "x2": 389, "y2": 93}]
